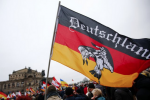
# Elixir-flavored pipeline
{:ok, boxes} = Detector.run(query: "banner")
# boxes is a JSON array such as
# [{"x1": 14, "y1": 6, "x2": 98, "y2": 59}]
[
  {"x1": 52, "y1": 5, "x2": 150, "y2": 87},
  {"x1": 51, "y1": 77, "x2": 61, "y2": 88}
]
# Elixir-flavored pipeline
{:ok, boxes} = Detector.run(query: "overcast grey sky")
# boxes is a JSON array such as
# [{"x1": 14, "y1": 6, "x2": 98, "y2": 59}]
[{"x1": 0, "y1": 0, "x2": 150, "y2": 84}]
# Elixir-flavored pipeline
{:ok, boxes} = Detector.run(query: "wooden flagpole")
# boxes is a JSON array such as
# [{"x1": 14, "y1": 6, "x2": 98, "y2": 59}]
[{"x1": 44, "y1": 1, "x2": 61, "y2": 100}]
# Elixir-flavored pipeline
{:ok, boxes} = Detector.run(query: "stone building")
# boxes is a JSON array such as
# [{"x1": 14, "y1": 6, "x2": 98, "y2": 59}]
[{"x1": 0, "y1": 67, "x2": 52, "y2": 94}]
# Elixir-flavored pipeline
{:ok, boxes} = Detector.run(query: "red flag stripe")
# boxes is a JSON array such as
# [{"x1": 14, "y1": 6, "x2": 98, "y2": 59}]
[{"x1": 55, "y1": 24, "x2": 148, "y2": 75}]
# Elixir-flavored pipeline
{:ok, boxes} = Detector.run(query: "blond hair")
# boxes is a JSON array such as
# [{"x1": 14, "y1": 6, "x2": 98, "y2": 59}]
[{"x1": 92, "y1": 88, "x2": 102, "y2": 97}]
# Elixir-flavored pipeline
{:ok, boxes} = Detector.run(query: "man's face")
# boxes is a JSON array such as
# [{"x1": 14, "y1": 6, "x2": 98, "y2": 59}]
[{"x1": 88, "y1": 88, "x2": 93, "y2": 92}]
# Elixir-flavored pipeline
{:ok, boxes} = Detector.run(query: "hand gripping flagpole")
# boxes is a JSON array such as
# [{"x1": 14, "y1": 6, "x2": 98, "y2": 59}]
[{"x1": 44, "y1": 1, "x2": 61, "y2": 100}]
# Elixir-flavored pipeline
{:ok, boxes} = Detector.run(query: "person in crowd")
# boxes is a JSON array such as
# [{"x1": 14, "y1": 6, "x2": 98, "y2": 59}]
[
  {"x1": 134, "y1": 73, "x2": 150, "y2": 100},
  {"x1": 75, "y1": 88, "x2": 89, "y2": 100},
  {"x1": 141, "y1": 67, "x2": 150, "y2": 77},
  {"x1": 95, "y1": 83, "x2": 102, "y2": 90},
  {"x1": 136, "y1": 88, "x2": 150, "y2": 100},
  {"x1": 105, "y1": 87, "x2": 116, "y2": 100},
  {"x1": 87, "y1": 83, "x2": 95, "y2": 100},
  {"x1": 1, "y1": 97, "x2": 4, "y2": 100},
  {"x1": 79, "y1": 84, "x2": 84, "y2": 94},
  {"x1": 34, "y1": 91, "x2": 44, "y2": 100},
  {"x1": 65, "y1": 87, "x2": 75, "y2": 100},
  {"x1": 95, "y1": 83, "x2": 105, "y2": 97},
  {"x1": 16, "y1": 95, "x2": 31, "y2": 100},
  {"x1": 46, "y1": 85, "x2": 62, "y2": 100},
  {"x1": 83, "y1": 84, "x2": 88, "y2": 95},
  {"x1": 91, "y1": 88, "x2": 105, "y2": 100},
  {"x1": 114, "y1": 88, "x2": 133, "y2": 100},
  {"x1": 58, "y1": 88, "x2": 65, "y2": 99}
]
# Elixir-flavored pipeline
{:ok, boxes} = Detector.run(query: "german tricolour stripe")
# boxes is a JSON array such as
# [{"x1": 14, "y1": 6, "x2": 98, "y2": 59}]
[{"x1": 52, "y1": 5, "x2": 150, "y2": 87}]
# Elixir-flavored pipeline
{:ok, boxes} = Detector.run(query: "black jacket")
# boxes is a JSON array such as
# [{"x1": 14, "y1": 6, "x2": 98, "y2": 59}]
[{"x1": 114, "y1": 88, "x2": 133, "y2": 100}]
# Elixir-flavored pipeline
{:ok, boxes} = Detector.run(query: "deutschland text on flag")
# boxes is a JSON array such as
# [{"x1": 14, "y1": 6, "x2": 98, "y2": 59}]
[{"x1": 52, "y1": 5, "x2": 150, "y2": 87}]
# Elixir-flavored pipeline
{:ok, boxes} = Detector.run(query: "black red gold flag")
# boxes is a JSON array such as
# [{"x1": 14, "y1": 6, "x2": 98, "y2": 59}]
[{"x1": 52, "y1": 5, "x2": 150, "y2": 87}]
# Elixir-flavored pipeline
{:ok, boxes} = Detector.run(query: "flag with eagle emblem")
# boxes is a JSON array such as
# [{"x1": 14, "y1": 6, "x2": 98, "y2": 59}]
[{"x1": 52, "y1": 5, "x2": 150, "y2": 87}]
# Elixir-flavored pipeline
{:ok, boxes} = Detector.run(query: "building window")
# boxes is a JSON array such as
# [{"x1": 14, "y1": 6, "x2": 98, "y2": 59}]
[
  {"x1": 4, "y1": 84, "x2": 6, "y2": 89},
  {"x1": 8, "y1": 83, "x2": 10, "y2": 88},
  {"x1": 36, "y1": 80, "x2": 38, "y2": 85},
  {"x1": 17, "y1": 83, "x2": 19, "y2": 87},
  {"x1": 12, "y1": 83, "x2": 15, "y2": 88}
]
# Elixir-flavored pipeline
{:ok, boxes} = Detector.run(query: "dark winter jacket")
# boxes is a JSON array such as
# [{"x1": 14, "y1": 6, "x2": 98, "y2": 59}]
[
  {"x1": 65, "y1": 95, "x2": 75, "y2": 100},
  {"x1": 75, "y1": 94, "x2": 89, "y2": 100},
  {"x1": 87, "y1": 91, "x2": 93, "y2": 100},
  {"x1": 114, "y1": 88, "x2": 133, "y2": 100},
  {"x1": 136, "y1": 88, "x2": 150, "y2": 100}
]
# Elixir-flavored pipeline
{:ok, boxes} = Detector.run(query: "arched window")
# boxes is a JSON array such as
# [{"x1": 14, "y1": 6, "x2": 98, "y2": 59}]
[
  {"x1": 8, "y1": 83, "x2": 10, "y2": 88},
  {"x1": 12, "y1": 82, "x2": 15, "y2": 88},
  {"x1": 4, "y1": 84, "x2": 6, "y2": 89}
]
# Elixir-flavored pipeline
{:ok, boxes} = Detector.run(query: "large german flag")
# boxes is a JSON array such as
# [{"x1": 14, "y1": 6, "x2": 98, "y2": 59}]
[{"x1": 52, "y1": 5, "x2": 150, "y2": 87}]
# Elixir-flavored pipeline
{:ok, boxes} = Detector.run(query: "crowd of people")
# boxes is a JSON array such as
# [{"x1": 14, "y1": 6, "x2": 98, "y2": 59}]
[{"x1": 1, "y1": 68, "x2": 150, "y2": 100}]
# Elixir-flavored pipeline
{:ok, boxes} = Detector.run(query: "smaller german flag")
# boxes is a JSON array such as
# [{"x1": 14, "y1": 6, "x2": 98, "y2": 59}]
[{"x1": 0, "y1": 91, "x2": 7, "y2": 99}]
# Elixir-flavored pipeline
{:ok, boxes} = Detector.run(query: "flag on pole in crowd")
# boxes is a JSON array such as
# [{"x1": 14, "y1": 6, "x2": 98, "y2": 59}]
[
  {"x1": 17, "y1": 91, "x2": 21, "y2": 96},
  {"x1": 24, "y1": 92, "x2": 27, "y2": 96},
  {"x1": 7, "y1": 94, "x2": 11, "y2": 99},
  {"x1": 41, "y1": 86, "x2": 45, "y2": 92},
  {"x1": 41, "y1": 81, "x2": 50, "y2": 91},
  {"x1": 51, "y1": 77, "x2": 61, "y2": 88},
  {"x1": 26, "y1": 88, "x2": 29, "y2": 92},
  {"x1": 12, "y1": 92, "x2": 16, "y2": 98},
  {"x1": 42, "y1": 81, "x2": 50, "y2": 87},
  {"x1": 25, "y1": 91, "x2": 30, "y2": 96},
  {"x1": 60, "y1": 79, "x2": 68, "y2": 87},
  {"x1": 0, "y1": 91, "x2": 7, "y2": 99},
  {"x1": 30, "y1": 87, "x2": 35, "y2": 94},
  {"x1": 51, "y1": 5, "x2": 150, "y2": 87},
  {"x1": 36, "y1": 90, "x2": 40, "y2": 94},
  {"x1": 7, "y1": 93, "x2": 12, "y2": 98}
]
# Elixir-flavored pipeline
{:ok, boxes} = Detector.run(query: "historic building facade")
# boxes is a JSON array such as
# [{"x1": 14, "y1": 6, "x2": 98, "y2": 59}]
[{"x1": 0, "y1": 67, "x2": 52, "y2": 94}]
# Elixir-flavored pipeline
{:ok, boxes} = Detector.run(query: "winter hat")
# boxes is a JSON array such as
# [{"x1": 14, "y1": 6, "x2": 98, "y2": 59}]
[
  {"x1": 65, "y1": 87, "x2": 73, "y2": 96},
  {"x1": 76, "y1": 88, "x2": 82, "y2": 94},
  {"x1": 88, "y1": 83, "x2": 95, "y2": 88}
]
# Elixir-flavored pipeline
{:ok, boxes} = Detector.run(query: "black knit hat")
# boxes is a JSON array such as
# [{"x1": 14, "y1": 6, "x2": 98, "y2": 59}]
[
  {"x1": 65, "y1": 87, "x2": 73, "y2": 96},
  {"x1": 88, "y1": 83, "x2": 95, "y2": 88},
  {"x1": 76, "y1": 88, "x2": 82, "y2": 94}
]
